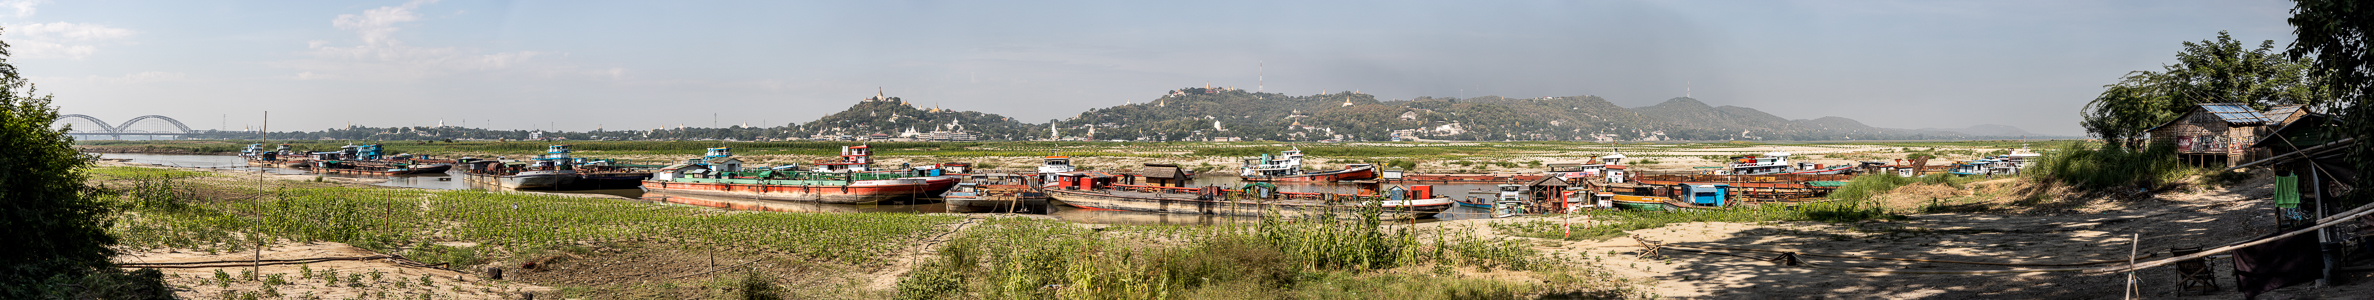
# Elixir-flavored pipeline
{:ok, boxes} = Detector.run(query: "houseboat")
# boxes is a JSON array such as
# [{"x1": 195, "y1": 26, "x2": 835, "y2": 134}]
[
  {"x1": 941, "y1": 174, "x2": 1049, "y2": 213},
  {"x1": 641, "y1": 147, "x2": 934, "y2": 204},
  {"x1": 1238, "y1": 148, "x2": 1377, "y2": 182},
  {"x1": 1042, "y1": 172, "x2": 1454, "y2": 220}
]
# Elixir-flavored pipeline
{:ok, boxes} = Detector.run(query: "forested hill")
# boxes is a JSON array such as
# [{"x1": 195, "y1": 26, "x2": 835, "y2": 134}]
[
  {"x1": 1028, "y1": 87, "x2": 2044, "y2": 141},
  {"x1": 774, "y1": 87, "x2": 2052, "y2": 141},
  {"x1": 790, "y1": 96, "x2": 1042, "y2": 140}
]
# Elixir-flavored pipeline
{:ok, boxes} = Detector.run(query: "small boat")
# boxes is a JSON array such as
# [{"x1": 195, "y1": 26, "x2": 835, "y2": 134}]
[{"x1": 1453, "y1": 196, "x2": 1494, "y2": 209}]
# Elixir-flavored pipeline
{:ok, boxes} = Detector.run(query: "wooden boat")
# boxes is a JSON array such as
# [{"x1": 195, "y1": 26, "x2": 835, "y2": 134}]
[
  {"x1": 1395, "y1": 173, "x2": 1547, "y2": 183},
  {"x1": 1041, "y1": 176, "x2": 1452, "y2": 220},
  {"x1": 641, "y1": 177, "x2": 930, "y2": 204},
  {"x1": 941, "y1": 183, "x2": 1049, "y2": 213},
  {"x1": 1045, "y1": 187, "x2": 1454, "y2": 220}
]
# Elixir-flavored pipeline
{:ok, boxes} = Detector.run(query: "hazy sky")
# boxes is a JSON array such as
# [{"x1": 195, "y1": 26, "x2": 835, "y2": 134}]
[{"x1": 23, "y1": 0, "x2": 2300, "y2": 135}]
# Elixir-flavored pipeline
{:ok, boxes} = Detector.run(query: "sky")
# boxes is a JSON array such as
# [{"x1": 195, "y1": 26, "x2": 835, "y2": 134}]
[{"x1": 20, "y1": 0, "x2": 2303, "y2": 136}]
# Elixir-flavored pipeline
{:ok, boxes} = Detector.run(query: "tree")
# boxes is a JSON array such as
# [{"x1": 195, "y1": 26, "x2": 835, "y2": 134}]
[
  {"x1": 2288, "y1": 0, "x2": 2374, "y2": 205},
  {"x1": 0, "y1": 30, "x2": 146, "y2": 297},
  {"x1": 2081, "y1": 31, "x2": 2324, "y2": 148}
]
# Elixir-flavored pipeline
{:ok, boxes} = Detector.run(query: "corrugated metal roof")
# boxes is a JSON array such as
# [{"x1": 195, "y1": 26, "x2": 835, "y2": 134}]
[
  {"x1": 2263, "y1": 105, "x2": 2303, "y2": 121},
  {"x1": 2198, "y1": 103, "x2": 2273, "y2": 124}
]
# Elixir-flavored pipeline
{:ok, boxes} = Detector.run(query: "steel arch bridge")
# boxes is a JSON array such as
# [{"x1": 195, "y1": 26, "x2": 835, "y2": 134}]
[{"x1": 53, "y1": 114, "x2": 198, "y2": 137}]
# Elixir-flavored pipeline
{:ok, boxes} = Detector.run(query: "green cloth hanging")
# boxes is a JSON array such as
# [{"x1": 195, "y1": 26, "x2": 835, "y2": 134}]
[{"x1": 2274, "y1": 175, "x2": 2299, "y2": 208}]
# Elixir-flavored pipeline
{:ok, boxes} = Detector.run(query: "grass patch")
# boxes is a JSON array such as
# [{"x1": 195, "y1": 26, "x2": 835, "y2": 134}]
[
  {"x1": 2026, "y1": 142, "x2": 2193, "y2": 192},
  {"x1": 96, "y1": 170, "x2": 962, "y2": 267},
  {"x1": 898, "y1": 213, "x2": 1632, "y2": 299}
]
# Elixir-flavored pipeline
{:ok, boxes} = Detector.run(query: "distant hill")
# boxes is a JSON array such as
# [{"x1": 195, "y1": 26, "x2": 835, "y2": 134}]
[
  {"x1": 1913, "y1": 124, "x2": 2048, "y2": 138},
  {"x1": 786, "y1": 88, "x2": 2059, "y2": 142},
  {"x1": 790, "y1": 93, "x2": 1041, "y2": 140}
]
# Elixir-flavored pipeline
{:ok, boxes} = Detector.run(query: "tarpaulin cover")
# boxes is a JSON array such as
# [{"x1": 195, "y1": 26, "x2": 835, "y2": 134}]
[{"x1": 2233, "y1": 232, "x2": 2323, "y2": 298}]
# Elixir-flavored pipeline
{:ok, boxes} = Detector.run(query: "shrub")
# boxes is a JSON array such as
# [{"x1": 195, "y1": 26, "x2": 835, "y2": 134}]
[{"x1": 2026, "y1": 142, "x2": 2190, "y2": 192}]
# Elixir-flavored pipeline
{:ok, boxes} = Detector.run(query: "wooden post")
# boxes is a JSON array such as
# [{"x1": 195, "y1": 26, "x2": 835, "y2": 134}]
[
  {"x1": 2313, "y1": 165, "x2": 2334, "y2": 286},
  {"x1": 2136, "y1": 232, "x2": 2155, "y2": 300}
]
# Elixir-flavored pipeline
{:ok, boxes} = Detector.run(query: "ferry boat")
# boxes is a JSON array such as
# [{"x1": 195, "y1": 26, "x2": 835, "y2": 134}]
[
  {"x1": 808, "y1": 145, "x2": 962, "y2": 195},
  {"x1": 640, "y1": 147, "x2": 932, "y2": 204},
  {"x1": 1238, "y1": 148, "x2": 1376, "y2": 182},
  {"x1": 1042, "y1": 172, "x2": 1454, "y2": 220}
]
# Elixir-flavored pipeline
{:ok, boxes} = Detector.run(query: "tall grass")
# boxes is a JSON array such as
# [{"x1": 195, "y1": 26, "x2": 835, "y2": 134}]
[
  {"x1": 99, "y1": 172, "x2": 962, "y2": 266},
  {"x1": 897, "y1": 213, "x2": 1627, "y2": 299},
  {"x1": 1826, "y1": 174, "x2": 1979, "y2": 201},
  {"x1": 2025, "y1": 142, "x2": 2190, "y2": 192}
]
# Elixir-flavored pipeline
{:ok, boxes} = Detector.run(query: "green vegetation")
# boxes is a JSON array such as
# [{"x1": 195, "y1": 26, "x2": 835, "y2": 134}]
[
  {"x1": 2290, "y1": 0, "x2": 2374, "y2": 207},
  {"x1": 1, "y1": 46, "x2": 173, "y2": 298},
  {"x1": 1826, "y1": 174, "x2": 1981, "y2": 201},
  {"x1": 97, "y1": 169, "x2": 962, "y2": 266},
  {"x1": 2080, "y1": 31, "x2": 2327, "y2": 147},
  {"x1": 897, "y1": 214, "x2": 1636, "y2": 299},
  {"x1": 2025, "y1": 142, "x2": 2191, "y2": 192}
]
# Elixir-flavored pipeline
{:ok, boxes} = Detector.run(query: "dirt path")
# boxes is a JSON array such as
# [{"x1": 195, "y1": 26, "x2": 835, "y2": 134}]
[
  {"x1": 865, "y1": 216, "x2": 987, "y2": 291},
  {"x1": 1426, "y1": 177, "x2": 2374, "y2": 299}
]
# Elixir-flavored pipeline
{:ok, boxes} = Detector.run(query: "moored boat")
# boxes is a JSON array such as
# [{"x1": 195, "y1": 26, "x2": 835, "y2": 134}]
[
  {"x1": 1042, "y1": 173, "x2": 1453, "y2": 220},
  {"x1": 640, "y1": 147, "x2": 932, "y2": 204},
  {"x1": 1238, "y1": 148, "x2": 1378, "y2": 182},
  {"x1": 941, "y1": 178, "x2": 1049, "y2": 213}
]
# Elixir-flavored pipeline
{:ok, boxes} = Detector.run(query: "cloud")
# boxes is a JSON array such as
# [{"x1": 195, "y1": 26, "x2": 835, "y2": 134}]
[
  {"x1": 288, "y1": 0, "x2": 569, "y2": 80},
  {"x1": 6, "y1": 22, "x2": 135, "y2": 60},
  {"x1": 34, "y1": 71, "x2": 188, "y2": 85},
  {"x1": 332, "y1": 0, "x2": 435, "y2": 46},
  {"x1": 1, "y1": 0, "x2": 45, "y2": 17}
]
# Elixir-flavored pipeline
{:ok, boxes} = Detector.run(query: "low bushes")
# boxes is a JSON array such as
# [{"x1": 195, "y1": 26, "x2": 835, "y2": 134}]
[{"x1": 2025, "y1": 142, "x2": 2191, "y2": 192}]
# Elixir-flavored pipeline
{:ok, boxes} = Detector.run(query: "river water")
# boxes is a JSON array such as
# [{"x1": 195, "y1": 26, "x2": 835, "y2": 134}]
[{"x1": 98, "y1": 153, "x2": 1501, "y2": 224}]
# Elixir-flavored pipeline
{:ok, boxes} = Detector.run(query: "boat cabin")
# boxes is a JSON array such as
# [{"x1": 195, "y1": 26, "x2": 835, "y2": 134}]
[
  {"x1": 1137, "y1": 163, "x2": 1190, "y2": 187},
  {"x1": 1599, "y1": 153, "x2": 1627, "y2": 165},
  {"x1": 1682, "y1": 184, "x2": 1730, "y2": 206},
  {"x1": 1239, "y1": 148, "x2": 1307, "y2": 177},
  {"x1": 812, "y1": 145, "x2": 874, "y2": 172},
  {"x1": 1545, "y1": 162, "x2": 1606, "y2": 180},
  {"x1": 1724, "y1": 152, "x2": 1793, "y2": 175},
  {"x1": 1050, "y1": 172, "x2": 1116, "y2": 190}
]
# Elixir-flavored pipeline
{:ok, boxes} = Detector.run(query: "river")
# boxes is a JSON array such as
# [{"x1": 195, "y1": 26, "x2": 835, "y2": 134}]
[{"x1": 97, "y1": 153, "x2": 1502, "y2": 224}]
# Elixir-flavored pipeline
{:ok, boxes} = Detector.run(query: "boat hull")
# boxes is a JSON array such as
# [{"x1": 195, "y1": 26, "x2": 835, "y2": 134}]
[
  {"x1": 1244, "y1": 165, "x2": 1378, "y2": 182},
  {"x1": 388, "y1": 164, "x2": 452, "y2": 175},
  {"x1": 1044, "y1": 188, "x2": 1452, "y2": 220},
  {"x1": 640, "y1": 179, "x2": 928, "y2": 204},
  {"x1": 943, "y1": 196, "x2": 1050, "y2": 213},
  {"x1": 501, "y1": 171, "x2": 578, "y2": 189}
]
